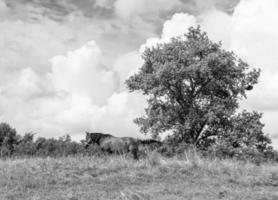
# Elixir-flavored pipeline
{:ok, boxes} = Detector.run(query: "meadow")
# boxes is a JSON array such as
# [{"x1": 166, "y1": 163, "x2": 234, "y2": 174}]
[{"x1": 0, "y1": 153, "x2": 278, "y2": 200}]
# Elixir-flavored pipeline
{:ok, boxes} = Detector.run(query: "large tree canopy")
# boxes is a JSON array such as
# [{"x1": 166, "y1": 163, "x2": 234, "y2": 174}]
[{"x1": 126, "y1": 27, "x2": 262, "y2": 147}]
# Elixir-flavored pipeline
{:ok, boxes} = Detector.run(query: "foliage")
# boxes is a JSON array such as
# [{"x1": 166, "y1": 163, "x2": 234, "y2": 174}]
[
  {"x1": 28, "y1": 135, "x2": 84, "y2": 157},
  {"x1": 0, "y1": 123, "x2": 85, "y2": 158},
  {"x1": 14, "y1": 133, "x2": 36, "y2": 156},
  {"x1": 213, "y1": 111, "x2": 271, "y2": 152},
  {"x1": 0, "y1": 122, "x2": 20, "y2": 157},
  {"x1": 194, "y1": 110, "x2": 278, "y2": 163},
  {"x1": 126, "y1": 26, "x2": 262, "y2": 149}
]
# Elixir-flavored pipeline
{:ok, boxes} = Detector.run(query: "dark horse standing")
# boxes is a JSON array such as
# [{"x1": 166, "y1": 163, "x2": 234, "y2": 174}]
[{"x1": 85, "y1": 132, "x2": 139, "y2": 159}]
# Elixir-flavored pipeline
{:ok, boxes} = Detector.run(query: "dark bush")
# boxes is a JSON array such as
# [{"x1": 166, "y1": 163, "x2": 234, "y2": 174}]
[
  {"x1": 0, "y1": 123, "x2": 20, "y2": 157},
  {"x1": 14, "y1": 133, "x2": 36, "y2": 157}
]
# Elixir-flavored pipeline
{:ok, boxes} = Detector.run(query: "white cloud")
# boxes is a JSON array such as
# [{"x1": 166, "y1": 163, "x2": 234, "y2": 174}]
[
  {"x1": 113, "y1": 51, "x2": 144, "y2": 91},
  {"x1": 140, "y1": 13, "x2": 197, "y2": 52},
  {"x1": 230, "y1": 0, "x2": 278, "y2": 72},
  {"x1": 0, "y1": 39, "x2": 146, "y2": 139},
  {"x1": 50, "y1": 40, "x2": 117, "y2": 105},
  {"x1": 200, "y1": 10, "x2": 233, "y2": 49},
  {"x1": 161, "y1": 13, "x2": 197, "y2": 40},
  {"x1": 44, "y1": 41, "x2": 146, "y2": 138}
]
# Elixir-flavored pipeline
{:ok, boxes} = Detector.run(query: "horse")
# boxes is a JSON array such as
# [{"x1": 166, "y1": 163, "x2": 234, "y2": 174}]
[{"x1": 85, "y1": 132, "x2": 139, "y2": 159}]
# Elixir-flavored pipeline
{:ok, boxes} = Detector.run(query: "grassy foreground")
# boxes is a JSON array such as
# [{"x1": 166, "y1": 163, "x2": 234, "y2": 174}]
[{"x1": 0, "y1": 153, "x2": 278, "y2": 200}]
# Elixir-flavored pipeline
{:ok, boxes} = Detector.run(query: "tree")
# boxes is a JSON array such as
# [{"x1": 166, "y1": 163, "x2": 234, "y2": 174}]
[
  {"x1": 126, "y1": 26, "x2": 261, "y2": 147},
  {"x1": 0, "y1": 122, "x2": 20, "y2": 156},
  {"x1": 14, "y1": 133, "x2": 36, "y2": 156}
]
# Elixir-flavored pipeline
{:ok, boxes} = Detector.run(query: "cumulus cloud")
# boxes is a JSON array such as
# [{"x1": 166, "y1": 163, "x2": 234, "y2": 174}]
[
  {"x1": 0, "y1": 39, "x2": 146, "y2": 139},
  {"x1": 113, "y1": 51, "x2": 144, "y2": 91},
  {"x1": 46, "y1": 41, "x2": 144, "y2": 139},
  {"x1": 46, "y1": 41, "x2": 146, "y2": 138},
  {"x1": 50, "y1": 41, "x2": 117, "y2": 105},
  {"x1": 199, "y1": 10, "x2": 232, "y2": 49},
  {"x1": 140, "y1": 13, "x2": 197, "y2": 52}
]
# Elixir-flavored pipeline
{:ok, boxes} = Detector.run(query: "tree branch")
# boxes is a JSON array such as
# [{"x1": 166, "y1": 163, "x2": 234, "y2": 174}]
[
  {"x1": 193, "y1": 119, "x2": 208, "y2": 145},
  {"x1": 193, "y1": 79, "x2": 211, "y2": 98}
]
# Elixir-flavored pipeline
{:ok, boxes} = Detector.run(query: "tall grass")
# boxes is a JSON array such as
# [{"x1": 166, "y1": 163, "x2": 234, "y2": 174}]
[{"x1": 0, "y1": 153, "x2": 278, "y2": 200}]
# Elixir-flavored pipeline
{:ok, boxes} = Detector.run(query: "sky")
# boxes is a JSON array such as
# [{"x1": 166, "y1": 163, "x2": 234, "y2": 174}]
[{"x1": 1, "y1": 0, "x2": 278, "y2": 148}]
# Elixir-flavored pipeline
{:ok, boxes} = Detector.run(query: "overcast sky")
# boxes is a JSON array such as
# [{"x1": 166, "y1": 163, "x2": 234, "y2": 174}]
[{"x1": 1, "y1": 0, "x2": 278, "y2": 148}]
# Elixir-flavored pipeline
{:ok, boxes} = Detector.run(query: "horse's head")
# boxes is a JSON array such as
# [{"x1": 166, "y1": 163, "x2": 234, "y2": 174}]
[{"x1": 85, "y1": 132, "x2": 113, "y2": 148}]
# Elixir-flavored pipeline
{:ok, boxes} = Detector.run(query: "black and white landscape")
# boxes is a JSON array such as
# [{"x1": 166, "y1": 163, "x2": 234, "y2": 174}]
[{"x1": 0, "y1": 0, "x2": 278, "y2": 199}]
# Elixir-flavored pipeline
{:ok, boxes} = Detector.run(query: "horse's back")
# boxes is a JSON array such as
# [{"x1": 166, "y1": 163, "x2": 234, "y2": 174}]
[{"x1": 100, "y1": 137, "x2": 128, "y2": 153}]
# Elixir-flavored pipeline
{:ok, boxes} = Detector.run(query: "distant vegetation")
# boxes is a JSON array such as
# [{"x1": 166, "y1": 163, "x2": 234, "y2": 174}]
[
  {"x1": 0, "y1": 123, "x2": 84, "y2": 158},
  {"x1": 0, "y1": 122, "x2": 277, "y2": 163}
]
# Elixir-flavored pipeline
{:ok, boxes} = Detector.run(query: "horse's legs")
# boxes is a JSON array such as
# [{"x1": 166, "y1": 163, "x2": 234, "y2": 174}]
[{"x1": 129, "y1": 144, "x2": 139, "y2": 160}]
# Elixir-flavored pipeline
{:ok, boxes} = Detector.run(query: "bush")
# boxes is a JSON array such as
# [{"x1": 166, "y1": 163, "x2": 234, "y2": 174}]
[
  {"x1": 202, "y1": 143, "x2": 278, "y2": 164},
  {"x1": 0, "y1": 123, "x2": 20, "y2": 157},
  {"x1": 14, "y1": 133, "x2": 36, "y2": 157},
  {"x1": 32, "y1": 136, "x2": 85, "y2": 157},
  {"x1": 13, "y1": 133, "x2": 85, "y2": 158}
]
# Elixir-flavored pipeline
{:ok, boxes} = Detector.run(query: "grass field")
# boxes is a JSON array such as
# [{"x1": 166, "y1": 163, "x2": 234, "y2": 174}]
[{"x1": 0, "y1": 153, "x2": 278, "y2": 200}]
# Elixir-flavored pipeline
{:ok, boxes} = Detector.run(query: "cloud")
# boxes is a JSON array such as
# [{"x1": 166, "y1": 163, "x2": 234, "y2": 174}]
[
  {"x1": 140, "y1": 13, "x2": 197, "y2": 52},
  {"x1": 191, "y1": 0, "x2": 239, "y2": 13},
  {"x1": 0, "y1": 39, "x2": 147, "y2": 139},
  {"x1": 50, "y1": 41, "x2": 117, "y2": 105},
  {"x1": 114, "y1": 0, "x2": 183, "y2": 19},
  {"x1": 113, "y1": 51, "x2": 144, "y2": 91},
  {"x1": 199, "y1": 10, "x2": 232, "y2": 49},
  {"x1": 0, "y1": 1, "x2": 9, "y2": 18},
  {"x1": 46, "y1": 41, "x2": 145, "y2": 138},
  {"x1": 0, "y1": 16, "x2": 81, "y2": 74},
  {"x1": 114, "y1": 0, "x2": 239, "y2": 20}
]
